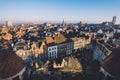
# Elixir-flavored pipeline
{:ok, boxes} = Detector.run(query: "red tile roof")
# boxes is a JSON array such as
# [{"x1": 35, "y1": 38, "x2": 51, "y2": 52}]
[
  {"x1": 20, "y1": 27, "x2": 27, "y2": 31},
  {"x1": 16, "y1": 31, "x2": 24, "y2": 38},
  {"x1": 46, "y1": 37, "x2": 54, "y2": 44},
  {"x1": 2, "y1": 27, "x2": 8, "y2": 33},
  {"x1": 0, "y1": 49, "x2": 25, "y2": 79},
  {"x1": 54, "y1": 33, "x2": 67, "y2": 44},
  {"x1": 2, "y1": 33, "x2": 12, "y2": 41}
]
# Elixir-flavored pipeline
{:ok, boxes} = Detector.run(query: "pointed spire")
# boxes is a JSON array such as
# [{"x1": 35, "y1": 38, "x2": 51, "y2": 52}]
[
  {"x1": 62, "y1": 19, "x2": 65, "y2": 26},
  {"x1": 62, "y1": 19, "x2": 64, "y2": 24}
]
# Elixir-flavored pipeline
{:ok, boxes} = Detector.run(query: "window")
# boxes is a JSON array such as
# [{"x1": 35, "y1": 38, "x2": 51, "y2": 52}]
[
  {"x1": 49, "y1": 52, "x2": 51, "y2": 57},
  {"x1": 52, "y1": 52, "x2": 54, "y2": 55},
  {"x1": 49, "y1": 48, "x2": 51, "y2": 51},
  {"x1": 52, "y1": 48, "x2": 54, "y2": 50}
]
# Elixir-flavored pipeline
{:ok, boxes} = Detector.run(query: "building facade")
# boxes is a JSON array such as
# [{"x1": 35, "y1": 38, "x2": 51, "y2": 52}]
[{"x1": 47, "y1": 45, "x2": 57, "y2": 60}]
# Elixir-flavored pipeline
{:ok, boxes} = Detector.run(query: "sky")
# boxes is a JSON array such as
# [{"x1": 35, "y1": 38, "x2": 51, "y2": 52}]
[{"x1": 0, "y1": 0, "x2": 120, "y2": 24}]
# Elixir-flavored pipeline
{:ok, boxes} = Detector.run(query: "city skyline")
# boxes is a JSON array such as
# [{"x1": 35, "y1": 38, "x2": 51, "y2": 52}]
[{"x1": 0, "y1": 0, "x2": 120, "y2": 24}]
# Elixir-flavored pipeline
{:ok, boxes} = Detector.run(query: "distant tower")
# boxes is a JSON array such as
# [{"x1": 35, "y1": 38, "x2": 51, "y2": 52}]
[
  {"x1": 79, "y1": 21, "x2": 82, "y2": 26},
  {"x1": 6, "y1": 21, "x2": 12, "y2": 26},
  {"x1": 62, "y1": 19, "x2": 65, "y2": 26},
  {"x1": 112, "y1": 16, "x2": 117, "y2": 25}
]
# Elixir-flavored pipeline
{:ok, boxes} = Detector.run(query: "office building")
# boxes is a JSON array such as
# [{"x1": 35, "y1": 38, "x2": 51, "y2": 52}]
[{"x1": 112, "y1": 16, "x2": 117, "y2": 25}]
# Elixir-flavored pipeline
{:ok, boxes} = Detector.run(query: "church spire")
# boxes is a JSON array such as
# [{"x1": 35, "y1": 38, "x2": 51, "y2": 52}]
[{"x1": 62, "y1": 19, "x2": 65, "y2": 26}]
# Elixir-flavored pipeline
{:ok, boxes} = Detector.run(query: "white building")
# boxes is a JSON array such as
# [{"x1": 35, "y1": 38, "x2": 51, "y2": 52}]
[
  {"x1": 97, "y1": 29, "x2": 103, "y2": 34},
  {"x1": 6, "y1": 21, "x2": 12, "y2": 26},
  {"x1": 93, "y1": 40, "x2": 111, "y2": 62},
  {"x1": 47, "y1": 45, "x2": 57, "y2": 60}
]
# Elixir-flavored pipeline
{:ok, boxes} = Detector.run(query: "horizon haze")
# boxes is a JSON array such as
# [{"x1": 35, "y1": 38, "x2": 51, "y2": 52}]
[{"x1": 0, "y1": 0, "x2": 120, "y2": 24}]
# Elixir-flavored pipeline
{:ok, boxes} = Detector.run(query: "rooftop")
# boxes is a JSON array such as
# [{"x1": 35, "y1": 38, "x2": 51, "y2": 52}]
[
  {"x1": 0, "y1": 49, "x2": 25, "y2": 79},
  {"x1": 101, "y1": 48, "x2": 120, "y2": 77}
]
